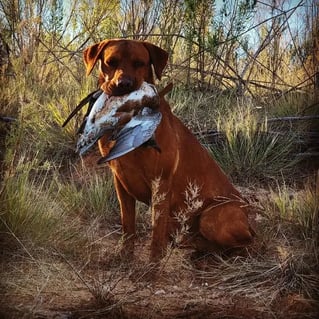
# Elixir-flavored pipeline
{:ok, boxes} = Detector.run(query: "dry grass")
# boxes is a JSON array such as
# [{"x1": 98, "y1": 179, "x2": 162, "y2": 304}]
[
  {"x1": 209, "y1": 100, "x2": 300, "y2": 184},
  {"x1": 0, "y1": 159, "x2": 83, "y2": 252},
  {"x1": 1, "y1": 175, "x2": 318, "y2": 318},
  {"x1": 1, "y1": 222, "x2": 318, "y2": 319},
  {"x1": 1, "y1": 57, "x2": 318, "y2": 318}
]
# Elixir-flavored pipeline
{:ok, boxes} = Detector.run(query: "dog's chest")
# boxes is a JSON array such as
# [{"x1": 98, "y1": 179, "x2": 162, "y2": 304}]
[{"x1": 109, "y1": 154, "x2": 156, "y2": 203}]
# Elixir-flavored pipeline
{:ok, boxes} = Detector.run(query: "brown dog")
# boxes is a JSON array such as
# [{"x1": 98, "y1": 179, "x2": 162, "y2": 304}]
[{"x1": 83, "y1": 39, "x2": 255, "y2": 261}]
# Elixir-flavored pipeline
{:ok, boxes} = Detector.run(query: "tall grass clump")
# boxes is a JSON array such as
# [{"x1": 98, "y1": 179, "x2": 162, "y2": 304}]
[
  {"x1": 209, "y1": 100, "x2": 299, "y2": 183},
  {"x1": 0, "y1": 62, "x2": 118, "y2": 254},
  {"x1": 16, "y1": 90, "x2": 82, "y2": 164},
  {"x1": 0, "y1": 155, "x2": 83, "y2": 251},
  {"x1": 57, "y1": 168, "x2": 119, "y2": 221},
  {"x1": 1, "y1": 53, "x2": 97, "y2": 168},
  {"x1": 264, "y1": 176, "x2": 319, "y2": 242},
  {"x1": 168, "y1": 85, "x2": 235, "y2": 131},
  {"x1": 0, "y1": 113, "x2": 85, "y2": 253},
  {"x1": 263, "y1": 91, "x2": 316, "y2": 118}
]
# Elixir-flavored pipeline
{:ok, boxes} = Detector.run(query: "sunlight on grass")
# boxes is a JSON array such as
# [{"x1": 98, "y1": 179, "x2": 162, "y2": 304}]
[
  {"x1": 209, "y1": 101, "x2": 299, "y2": 183},
  {"x1": 0, "y1": 157, "x2": 82, "y2": 250},
  {"x1": 266, "y1": 178, "x2": 319, "y2": 240}
]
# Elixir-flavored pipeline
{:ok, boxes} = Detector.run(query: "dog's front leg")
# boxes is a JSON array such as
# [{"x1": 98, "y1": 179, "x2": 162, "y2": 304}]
[
  {"x1": 150, "y1": 178, "x2": 170, "y2": 262},
  {"x1": 113, "y1": 176, "x2": 136, "y2": 257}
]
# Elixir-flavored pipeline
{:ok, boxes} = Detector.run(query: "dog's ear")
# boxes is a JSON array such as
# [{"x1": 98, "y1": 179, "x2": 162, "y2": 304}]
[
  {"x1": 143, "y1": 42, "x2": 168, "y2": 80},
  {"x1": 83, "y1": 40, "x2": 111, "y2": 76}
]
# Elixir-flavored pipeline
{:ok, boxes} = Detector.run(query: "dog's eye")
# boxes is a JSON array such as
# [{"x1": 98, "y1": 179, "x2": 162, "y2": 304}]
[
  {"x1": 106, "y1": 58, "x2": 118, "y2": 68},
  {"x1": 133, "y1": 60, "x2": 145, "y2": 68}
]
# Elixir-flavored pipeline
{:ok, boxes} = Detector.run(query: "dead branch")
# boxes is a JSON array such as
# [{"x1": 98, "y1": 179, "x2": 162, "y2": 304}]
[
  {"x1": 0, "y1": 116, "x2": 16, "y2": 123},
  {"x1": 266, "y1": 115, "x2": 319, "y2": 123}
]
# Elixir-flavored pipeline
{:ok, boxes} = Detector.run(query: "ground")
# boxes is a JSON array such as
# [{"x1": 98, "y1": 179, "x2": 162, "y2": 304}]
[
  {"x1": 1, "y1": 213, "x2": 318, "y2": 319},
  {"x1": 0, "y1": 149, "x2": 318, "y2": 319}
]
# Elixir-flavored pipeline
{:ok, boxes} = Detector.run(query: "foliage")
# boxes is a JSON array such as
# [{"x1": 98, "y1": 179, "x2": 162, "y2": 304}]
[
  {"x1": 0, "y1": 155, "x2": 83, "y2": 250},
  {"x1": 57, "y1": 168, "x2": 118, "y2": 221},
  {"x1": 209, "y1": 100, "x2": 299, "y2": 183},
  {"x1": 0, "y1": 0, "x2": 316, "y2": 95}
]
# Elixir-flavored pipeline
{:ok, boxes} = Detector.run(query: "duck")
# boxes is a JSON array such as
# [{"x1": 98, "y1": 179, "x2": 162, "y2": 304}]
[{"x1": 63, "y1": 82, "x2": 163, "y2": 161}]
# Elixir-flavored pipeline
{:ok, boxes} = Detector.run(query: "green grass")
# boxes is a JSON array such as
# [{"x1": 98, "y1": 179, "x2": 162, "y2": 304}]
[
  {"x1": 264, "y1": 176, "x2": 319, "y2": 241},
  {"x1": 168, "y1": 85, "x2": 235, "y2": 131},
  {"x1": 0, "y1": 156, "x2": 83, "y2": 251},
  {"x1": 263, "y1": 91, "x2": 316, "y2": 118},
  {"x1": 168, "y1": 87, "x2": 310, "y2": 184},
  {"x1": 0, "y1": 105, "x2": 117, "y2": 253},
  {"x1": 57, "y1": 168, "x2": 119, "y2": 221},
  {"x1": 0, "y1": 150, "x2": 118, "y2": 255},
  {"x1": 0, "y1": 67, "x2": 314, "y2": 251},
  {"x1": 0, "y1": 53, "x2": 318, "y2": 318},
  {"x1": 208, "y1": 102, "x2": 299, "y2": 183},
  {"x1": 0, "y1": 60, "x2": 119, "y2": 254}
]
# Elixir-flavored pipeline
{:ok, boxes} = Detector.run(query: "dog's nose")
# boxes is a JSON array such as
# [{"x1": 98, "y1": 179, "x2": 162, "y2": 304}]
[{"x1": 117, "y1": 78, "x2": 133, "y2": 90}]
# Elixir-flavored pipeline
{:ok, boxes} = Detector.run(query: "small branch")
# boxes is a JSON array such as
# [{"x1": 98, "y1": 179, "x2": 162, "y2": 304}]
[
  {"x1": 0, "y1": 116, "x2": 16, "y2": 123},
  {"x1": 295, "y1": 152, "x2": 319, "y2": 158},
  {"x1": 38, "y1": 38, "x2": 81, "y2": 84},
  {"x1": 266, "y1": 115, "x2": 319, "y2": 123}
]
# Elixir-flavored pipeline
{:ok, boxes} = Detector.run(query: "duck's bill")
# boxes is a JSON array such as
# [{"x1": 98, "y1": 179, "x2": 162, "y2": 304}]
[{"x1": 62, "y1": 90, "x2": 103, "y2": 128}]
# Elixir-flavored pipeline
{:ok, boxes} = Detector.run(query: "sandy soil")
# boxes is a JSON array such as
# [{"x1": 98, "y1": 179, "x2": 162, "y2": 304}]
[{"x1": 1, "y1": 225, "x2": 318, "y2": 319}]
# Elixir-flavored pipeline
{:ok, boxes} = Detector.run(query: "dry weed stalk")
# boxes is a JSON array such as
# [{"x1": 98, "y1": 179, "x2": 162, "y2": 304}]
[
  {"x1": 157, "y1": 182, "x2": 204, "y2": 274},
  {"x1": 184, "y1": 181, "x2": 204, "y2": 213},
  {"x1": 151, "y1": 176, "x2": 167, "y2": 226},
  {"x1": 185, "y1": 249, "x2": 319, "y2": 308},
  {"x1": 172, "y1": 181, "x2": 203, "y2": 246},
  {"x1": 55, "y1": 248, "x2": 140, "y2": 314}
]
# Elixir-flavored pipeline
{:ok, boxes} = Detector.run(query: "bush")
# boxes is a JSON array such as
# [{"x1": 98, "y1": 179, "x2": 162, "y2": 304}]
[
  {"x1": 57, "y1": 168, "x2": 119, "y2": 220},
  {"x1": 208, "y1": 101, "x2": 299, "y2": 183},
  {"x1": 0, "y1": 157, "x2": 83, "y2": 251}
]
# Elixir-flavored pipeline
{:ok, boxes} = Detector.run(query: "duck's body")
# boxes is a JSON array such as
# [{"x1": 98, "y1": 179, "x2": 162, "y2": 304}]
[{"x1": 73, "y1": 82, "x2": 162, "y2": 160}]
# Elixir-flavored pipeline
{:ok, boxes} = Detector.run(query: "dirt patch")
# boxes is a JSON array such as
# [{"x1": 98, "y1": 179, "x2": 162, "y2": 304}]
[{"x1": 1, "y1": 229, "x2": 318, "y2": 319}]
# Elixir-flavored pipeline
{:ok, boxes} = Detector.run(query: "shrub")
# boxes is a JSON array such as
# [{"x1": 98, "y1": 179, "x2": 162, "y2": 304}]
[
  {"x1": 0, "y1": 156, "x2": 83, "y2": 251},
  {"x1": 57, "y1": 168, "x2": 118, "y2": 220},
  {"x1": 208, "y1": 101, "x2": 299, "y2": 183}
]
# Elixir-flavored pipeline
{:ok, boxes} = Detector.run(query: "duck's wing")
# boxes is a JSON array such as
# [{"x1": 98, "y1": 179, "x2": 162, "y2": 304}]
[{"x1": 98, "y1": 109, "x2": 162, "y2": 163}]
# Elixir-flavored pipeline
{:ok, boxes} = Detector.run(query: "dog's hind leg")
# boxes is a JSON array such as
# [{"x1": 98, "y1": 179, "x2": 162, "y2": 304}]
[{"x1": 199, "y1": 201, "x2": 254, "y2": 249}]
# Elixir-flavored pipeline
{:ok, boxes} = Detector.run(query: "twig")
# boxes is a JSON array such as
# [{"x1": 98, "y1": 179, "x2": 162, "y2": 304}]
[
  {"x1": 0, "y1": 116, "x2": 16, "y2": 123},
  {"x1": 38, "y1": 38, "x2": 81, "y2": 84},
  {"x1": 0, "y1": 216, "x2": 38, "y2": 264},
  {"x1": 53, "y1": 249, "x2": 95, "y2": 295},
  {"x1": 266, "y1": 115, "x2": 319, "y2": 122}
]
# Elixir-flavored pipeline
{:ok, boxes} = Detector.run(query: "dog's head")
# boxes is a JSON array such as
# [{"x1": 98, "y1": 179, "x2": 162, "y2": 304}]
[{"x1": 83, "y1": 39, "x2": 168, "y2": 96}]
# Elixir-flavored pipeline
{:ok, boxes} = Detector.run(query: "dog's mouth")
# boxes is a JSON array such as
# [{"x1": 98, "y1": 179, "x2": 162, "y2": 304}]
[{"x1": 101, "y1": 80, "x2": 140, "y2": 97}]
